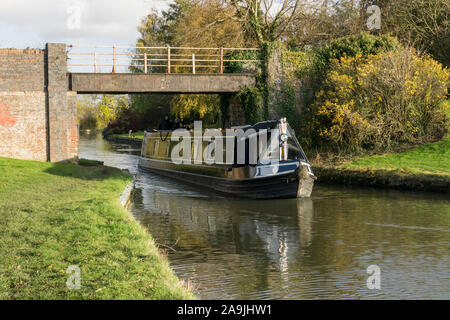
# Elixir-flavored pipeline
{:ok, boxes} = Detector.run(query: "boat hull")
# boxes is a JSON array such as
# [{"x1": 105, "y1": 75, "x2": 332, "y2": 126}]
[{"x1": 138, "y1": 157, "x2": 313, "y2": 199}]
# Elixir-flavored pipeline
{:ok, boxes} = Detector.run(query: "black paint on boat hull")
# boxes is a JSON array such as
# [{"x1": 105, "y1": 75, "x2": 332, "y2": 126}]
[{"x1": 138, "y1": 158, "x2": 306, "y2": 199}]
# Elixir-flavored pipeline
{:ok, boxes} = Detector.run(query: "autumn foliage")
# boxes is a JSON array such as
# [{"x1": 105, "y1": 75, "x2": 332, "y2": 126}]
[{"x1": 303, "y1": 48, "x2": 449, "y2": 152}]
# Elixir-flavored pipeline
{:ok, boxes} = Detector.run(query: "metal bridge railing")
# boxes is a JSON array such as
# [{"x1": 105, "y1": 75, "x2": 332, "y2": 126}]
[{"x1": 66, "y1": 45, "x2": 262, "y2": 74}]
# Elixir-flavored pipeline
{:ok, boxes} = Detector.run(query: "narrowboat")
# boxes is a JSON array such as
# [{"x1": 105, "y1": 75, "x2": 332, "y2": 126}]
[{"x1": 138, "y1": 118, "x2": 316, "y2": 199}]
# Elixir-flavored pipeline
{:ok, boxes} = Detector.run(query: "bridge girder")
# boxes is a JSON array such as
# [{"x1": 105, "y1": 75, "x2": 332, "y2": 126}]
[{"x1": 68, "y1": 73, "x2": 256, "y2": 94}]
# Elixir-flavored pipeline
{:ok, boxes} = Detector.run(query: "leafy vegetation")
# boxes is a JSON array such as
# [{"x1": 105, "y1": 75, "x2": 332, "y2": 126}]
[
  {"x1": 77, "y1": 95, "x2": 130, "y2": 130},
  {"x1": 313, "y1": 32, "x2": 399, "y2": 77},
  {"x1": 278, "y1": 33, "x2": 407, "y2": 146},
  {"x1": 124, "y1": 0, "x2": 252, "y2": 130},
  {"x1": 285, "y1": 0, "x2": 449, "y2": 68},
  {"x1": 304, "y1": 47, "x2": 448, "y2": 152},
  {"x1": 170, "y1": 94, "x2": 222, "y2": 125}
]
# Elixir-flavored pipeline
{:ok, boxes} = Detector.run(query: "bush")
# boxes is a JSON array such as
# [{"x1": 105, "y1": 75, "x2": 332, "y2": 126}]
[
  {"x1": 278, "y1": 33, "x2": 400, "y2": 139},
  {"x1": 304, "y1": 47, "x2": 449, "y2": 152},
  {"x1": 314, "y1": 32, "x2": 399, "y2": 75},
  {"x1": 225, "y1": 50, "x2": 261, "y2": 73}
]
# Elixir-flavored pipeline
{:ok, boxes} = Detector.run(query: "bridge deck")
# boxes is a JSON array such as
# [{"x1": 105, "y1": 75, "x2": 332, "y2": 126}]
[{"x1": 68, "y1": 73, "x2": 256, "y2": 93}]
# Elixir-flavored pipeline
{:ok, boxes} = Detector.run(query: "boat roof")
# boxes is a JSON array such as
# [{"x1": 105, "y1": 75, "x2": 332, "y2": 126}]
[
  {"x1": 149, "y1": 120, "x2": 281, "y2": 134},
  {"x1": 231, "y1": 120, "x2": 279, "y2": 132}
]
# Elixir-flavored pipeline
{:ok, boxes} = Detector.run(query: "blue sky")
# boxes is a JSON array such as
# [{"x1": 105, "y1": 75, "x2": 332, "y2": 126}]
[{"x1": 0, "y1": 0, "x2": 170, "y2": 49}]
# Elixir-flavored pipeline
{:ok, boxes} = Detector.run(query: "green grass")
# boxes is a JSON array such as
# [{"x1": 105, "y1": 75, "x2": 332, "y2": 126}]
[
  {"x1": 342, "y1": 100, "x2": 450, "y2": 177},
  {"x1": 342, "y1": 138, "x2": 450, "y2": 176},
  {"x1": 111, "y1": 131, "x2": 145, "y2": 141},
  {"x1": 0, "y1": 157, "x2": 195, "y2": 299}
]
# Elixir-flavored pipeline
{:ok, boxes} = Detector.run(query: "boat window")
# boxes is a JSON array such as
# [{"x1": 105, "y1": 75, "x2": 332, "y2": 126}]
[
  {"x1": 169, "y1": 139, "x2": 183, "y2": 158},
  {"x1": 232, "y1": 132, "x2": 259, "y2": 166},
  {"x1": 257, "y1": 130, "x2": 280, "y2": 164},
  {"x1": 286, "y1": 125, "x2": 307, "y2": 161},
  {"x1": 146, "y1": 134, "x2": 182, "y2": 160},
  {"x1": 286, "y1": 137, "x2": 301, "y2": 160}
]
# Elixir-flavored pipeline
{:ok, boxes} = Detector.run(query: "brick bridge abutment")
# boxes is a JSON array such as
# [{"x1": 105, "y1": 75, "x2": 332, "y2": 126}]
[{"x1": 0, "y1": 43, "x2": 77, "y2": 162}]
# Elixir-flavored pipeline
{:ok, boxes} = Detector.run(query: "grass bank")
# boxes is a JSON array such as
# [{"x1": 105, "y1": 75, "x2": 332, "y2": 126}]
[
  {"x1": 312, "y1": 139, "x2": 450, "y2": 192},
  {"x1": 110, "y1": 131, "x2": 145, "y2": 141},
  {"x1": 105, "y1": 132, "x2": 143, "y2": 147},
  {"x1": 340, "y1": 137, "x2": 449, "y2": 176},
  {"x1": 0, "y1": 157, "x2": 195, "y2": 299}
]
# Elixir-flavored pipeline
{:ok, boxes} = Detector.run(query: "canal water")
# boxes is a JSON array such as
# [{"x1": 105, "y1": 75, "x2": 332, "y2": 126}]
[{"x1": 79, "y1": 133, "x2": 450, "y2": 299}]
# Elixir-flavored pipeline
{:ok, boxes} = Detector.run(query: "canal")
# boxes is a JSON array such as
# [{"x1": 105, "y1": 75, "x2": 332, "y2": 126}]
[{"x1": 79, "y1": 132, "x2": 450, "y2": 299}]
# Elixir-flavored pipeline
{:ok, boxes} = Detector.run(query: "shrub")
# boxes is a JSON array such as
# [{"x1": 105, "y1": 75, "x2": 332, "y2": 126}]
[
  {"x1": 304, "y1": 47, "x2": 449, "y2": 152},
  {"x1": 225, "y1": 50, "x2": 261, "y2": 73},
  {"x1": 279, "y1": 33, "x2": 399, "y2": 141},
  {"x1": 314, "y1": 32, "x2": 399, "y2": 75}
]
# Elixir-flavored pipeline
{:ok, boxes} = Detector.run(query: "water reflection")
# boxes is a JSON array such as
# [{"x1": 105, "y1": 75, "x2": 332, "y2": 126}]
[{"x1": 79, "y1": 133, "x2": 450, "y2": 300}]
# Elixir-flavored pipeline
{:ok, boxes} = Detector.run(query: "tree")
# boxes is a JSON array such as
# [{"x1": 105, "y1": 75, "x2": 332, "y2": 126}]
[
  {"x1": 77, "y1": 96, "x2": 97, "y2": 130},
  {"x1": 361, "y1": 0, "x2": 450, "y2": 67},
  {"x1": 128, "y1": 0, "x2": 237, "y2": 129},
  {"x1": 128, "y1": 1, "x2": 193, "y2": 130},
  {"x1": 229, "y1": 0, "x2": 303, "y2": 45},
  {"x1": 284, "y1": 1, "x2": 374, "y2": 50},
  {"x1": 391, "y1": 0, "x2": 449, "y2": 67},
  {"x1": 76, "y1": 95, "x2": 129, "y2": 130},
  {"x1": 136, "y1": 0, "x2": 192, "y2": 47},
  {"x1": 173, "y1": 0, "x2": 248, "y2": 48}
]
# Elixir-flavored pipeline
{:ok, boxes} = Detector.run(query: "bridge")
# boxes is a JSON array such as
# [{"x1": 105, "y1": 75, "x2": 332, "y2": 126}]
[
  {"x1": 0, "y1": 43, "x2": 262, "y2": 163},
  {"x1": 66, "y1": 45, "x2": 259, "y2": 93}
]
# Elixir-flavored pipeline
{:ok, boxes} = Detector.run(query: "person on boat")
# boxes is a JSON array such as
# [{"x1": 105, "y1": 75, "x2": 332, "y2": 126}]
[
  {"x1": 172, "y1": 117, "x2": 182, "y2": 130},
  {"x1": 158, "y1": 113, "x2": 172, "y2": 130}
]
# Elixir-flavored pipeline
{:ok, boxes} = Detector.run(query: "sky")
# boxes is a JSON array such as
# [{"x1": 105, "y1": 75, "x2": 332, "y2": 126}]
[{"x1": 0, "y1": 0, "x2": 171, "y2": 49}]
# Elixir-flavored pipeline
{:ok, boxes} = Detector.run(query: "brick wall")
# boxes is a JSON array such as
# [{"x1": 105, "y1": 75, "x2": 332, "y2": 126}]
[
  {"x1": 221, "y1": 93, "x2": 246, "y2": 127},
  {"x1": 227, "y1": 95, "x2": 246, "y2": 126},
  {"x1": 0, "y1": 49, "x2": 46, "y2": 92},
  {"x1": 0, "y1": 45, "x2": 78, "y2": 163},
  {"x1": 46, "y1": 43, "x2": 78, "y2": 162},
  {"x1": 46, "y1": 90, "x2": 78, "y2": 162},
  {"x1": 0, "y1": 92, "x2": 47, "y2": 161}
]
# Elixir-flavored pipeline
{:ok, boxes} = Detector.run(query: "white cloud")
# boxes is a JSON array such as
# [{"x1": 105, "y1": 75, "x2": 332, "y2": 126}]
[{"x1": 0, "y1": 0, "x2": 171, "y2": 49}]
